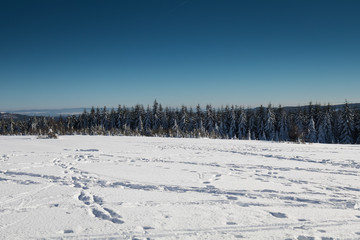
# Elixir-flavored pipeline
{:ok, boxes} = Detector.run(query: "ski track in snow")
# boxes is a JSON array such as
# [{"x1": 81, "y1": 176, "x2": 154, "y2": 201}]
[{"x1": 0, "y1": 136, "x2": 360, "y2": 239}]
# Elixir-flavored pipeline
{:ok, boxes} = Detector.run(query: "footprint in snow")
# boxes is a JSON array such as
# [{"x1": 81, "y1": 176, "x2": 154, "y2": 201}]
[
  {"x1": 104, "y1": 207, "x2": 122, "y2": 218},
  {"x1": 297, "y1": 236, "x2": 314, "y2": 240},
  {"x1": 78, "y1": 191, "x2": 92, "y2": 205},
  {"x1": 78, "y1": 149, "x2": 99, "y2": 152},
  {"x1": 111, "y1": 218, "x2": 124, "y2": 224},
  {"x1": 269, "y1": 212, "x2": 287, "y2": 218},
  {"x1": 93, "y1": 195, "x2": 104, "y2": 205},
  {"x1": 143, "y1": 226, "x2": 154, "y2": 230},
  {"x1": 92, "y1": 208, "x2": 110, "y2": 220},
  {"x1": 92, "y1": 208, "x2": 124, "y2": 224},
  {"x1": 226, "y1": 196, "x2": 238, "y2": 200},
  {"x1": 234, "y1": 235, "x2": 244, "y2": 238},
  {"x1": 226, "y1": 221, "x2": 237, "y2": 225}
]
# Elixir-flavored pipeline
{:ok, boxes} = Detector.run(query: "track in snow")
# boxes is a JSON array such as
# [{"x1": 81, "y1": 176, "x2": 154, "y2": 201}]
[{"x1": 0, "y1": 136, "x2": 360, "y2": 239}]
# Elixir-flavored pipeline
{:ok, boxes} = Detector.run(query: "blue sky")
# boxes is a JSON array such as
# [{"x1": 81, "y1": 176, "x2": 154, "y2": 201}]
[{"x1": 1, "y1": 0, "x2": 359, "y2": 110}]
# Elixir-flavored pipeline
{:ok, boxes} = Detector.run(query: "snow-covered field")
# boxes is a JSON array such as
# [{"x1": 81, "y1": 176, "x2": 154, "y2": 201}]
[{"x1": 1, "y1": 136, "x2": 360, "y2": 240}]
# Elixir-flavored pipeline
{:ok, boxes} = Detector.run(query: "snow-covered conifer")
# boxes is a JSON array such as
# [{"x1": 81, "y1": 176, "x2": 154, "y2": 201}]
[
  {"x1": 317, "y1": 108, "x2": 334, "y2": 143},
  {"x1": 256, "y1": 105, "x2": 265, "y2": 140},
  {"x1": 172, "y1": 119, "x2": 180, "y2": 137},
  {"x1": 228, "y1": 107, "x2": 236, "y2": 139},
  {"x1": 152, "y1": 100, "x2": 161, "y2": 131},
  {"x1": 339, "y1": 102, "x2": 355, "y2": 144},
  {"x1": 206, "y1": 105, "x2": 214, "y2": 134},
  {"x1": 306, "y1": 116, "x2": 317, "y2": 143},
  {"x1": 294, "y1": 110, "x2": 305, "y2": 141},
  {"x1": 237, "y1": 109, "x2": 247, "y2": 140},
  {"x1": 264, "y1": 105, "x2": 275, "y2": 141},
  {"x1": 179, "y1": 105, "x2": 188, "y2": 133},
  {"x1": 144, "y1": 107, "x2": 152, "y2": 136},
  {"x1": 278, "y1": 111, "x2": 289, "y2": 142}
]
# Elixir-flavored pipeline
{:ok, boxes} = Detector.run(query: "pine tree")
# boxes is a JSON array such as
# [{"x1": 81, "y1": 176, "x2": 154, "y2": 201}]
[
  {"x1": 144, "y1": 106, "x2": 152, "y2": 136},
  {"x1": 278, "y1": 110, "x2": 289, "y2": 142},
  {"x1": 95, "y1": 107, "x2": 101, "y2": 127},
  {"x1": 161, "y1": 109, "x2": 169, "y2": 131},
  {"x1": 306, "y1": 116, "x2": 317, "y2": 143},
  {"x1": 248, "y1": 112, "x2": 256, "y2": 140},
  {"x1": 264, "y1": 105, "x2": 275, "y2": 141},
  {"x1": 101, "y1": 106, "x2": 108, "y2": 132},
  {"x1": 206, "y1": 105, "x2": 214, "y2": 134},
  {"x1": 218, "y1": 120, "x2": 226, "y2": 138},
  {"x1": 136, "y1": 115, "x2": 144, "y2": 135},
  {"x1": 294, "y1": 109, "x2": 305, "y2": 142},
  {"x1": 7, "y1": 117, "x2": 14, "y2": 135},
  {"x1": 256, "y1": 105, "x2": 265, "y2": 140},
  {"x1": 187, "y1": 107, "x2": 194, "y2": 133},
  {"x1": 237, "y1": 109, "x2": 247, "y2": 140},
  {"x1": 317, "y1": 107, "x2": 334, "y2": 143},
  {"x1": 179, "y1": 105, "x2": 188, "y2": 134},
  {"x1": 152, "y1": 100, "x2": 161, "y2": 131},
  {"x1": 198, "y1": 119, "x2": 206, "y2": 137},
  {"x1": 339, "y1": 102, "x2": 355, "y2": 144},
  {"x1": 109, "y1": 108, "x2": 117, "y2": 133},
  {"x1": 195, "y1": 104, "x2": 203, "y2": 130},
  {"x1": 0, "y1": 119, "x2": 5, "y2": 135},
  {"x1": 355, "y1": 112, "x2": 360, "y2": 144},
  {"x1": 172, "y1": 119, "x2": 180, "y2": 137},
  {"x1": 228, "y1": 107, "x2": 236, "y2": 139}
]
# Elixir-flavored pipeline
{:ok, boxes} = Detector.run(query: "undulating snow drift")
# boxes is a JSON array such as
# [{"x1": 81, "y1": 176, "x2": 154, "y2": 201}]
[{"x1": 0, "y1": 136, "x2": 360, "y2": 240}]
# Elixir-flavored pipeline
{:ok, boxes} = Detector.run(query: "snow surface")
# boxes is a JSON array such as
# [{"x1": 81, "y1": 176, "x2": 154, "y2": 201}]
[{"x1": 1, "y1": 136, "x2": 360, "y2": 240}]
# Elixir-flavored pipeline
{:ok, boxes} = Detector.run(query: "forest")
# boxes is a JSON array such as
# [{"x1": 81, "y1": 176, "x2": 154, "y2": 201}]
[{"x1": 1, "y1": 101, "x2": 359, "y2": 144}]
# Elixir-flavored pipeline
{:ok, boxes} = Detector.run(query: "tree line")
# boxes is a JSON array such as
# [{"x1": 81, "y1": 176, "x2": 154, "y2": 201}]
[{"x1": 1, "y1": 101, "x2": 360, "y2": 144}]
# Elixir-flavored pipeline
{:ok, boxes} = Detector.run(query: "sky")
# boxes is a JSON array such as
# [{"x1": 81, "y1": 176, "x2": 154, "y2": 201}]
[{"x1": 1, "y1": 0, "x2": 360, "y2": 110}]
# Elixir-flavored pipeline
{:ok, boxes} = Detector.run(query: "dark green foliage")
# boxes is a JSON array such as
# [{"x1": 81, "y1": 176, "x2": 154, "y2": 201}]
[{"x1": 1, "y1": 101, "x2": 358, "y2": 144}]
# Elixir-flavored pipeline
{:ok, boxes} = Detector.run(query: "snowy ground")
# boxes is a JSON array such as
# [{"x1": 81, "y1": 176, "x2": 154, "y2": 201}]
[{"x1": 1, "y1": 136, "x2": 360, "y2": 240}]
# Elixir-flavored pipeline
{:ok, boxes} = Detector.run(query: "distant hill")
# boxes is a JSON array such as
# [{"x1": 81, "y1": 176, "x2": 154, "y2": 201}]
[
  {"x1": 2, "y1": 108, "x2": 88, "y2": 117},
  {"x1": 250, "y1": 103, "x2": 360, "y2": 112},
  {"x1": 0, "y1": 112, "x2": 30, "y2": 120},
  {"x1": 1, "y1": 103, "x2": 360, "y2": 119},
  {"x1": 281, "y1": 103, "x2": 360, "y2": 112}
]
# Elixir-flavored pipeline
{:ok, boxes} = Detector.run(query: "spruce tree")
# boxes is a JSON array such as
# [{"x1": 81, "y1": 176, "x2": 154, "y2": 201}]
[
  {"x1": 237, "y1": 109, "x2": 247, "y2": 140},
  {"x1": 278, "y1": 110, "x2": 289, "y2": 142},
  {"x1": 306, "y1": 116, "x2": 317, "y2": 143},
  {"x1": 294, "y1": 109, "x2": 305, "y2": 142},
  {"x1": 355, "y1": 113, "x2": 360, "y2": 144},
  {"x1": 144, "y1": 106, "x2": 152, "y2": 136},
  {"x1": 228, "y1": 107, "x2": 236, "y2": 139},
  {"x1": 264, "y1": 105, "x2": 275, "y2": 141},
  {"x1": 339, "y1": 102, "x2": 355, "y2": 144},
  {"x1": 152, "y1": 100, "x2": 161, "y2": 131},
  {"x1": 179, "y1": 105, "x2": 188, "y2": 134},
  {"x1": 317, "y1": 107, "x2": 334, "y2": 143},
  {"x1": 248, "y1": 113, "x2": 256, "y2": 140},
  {"x1": 172, "y1": 119, "x2": 180, "y2": 137},
  {"x1": 256, "y1": 105, "x2": 265, "y2": 140},
  {"x1": 195, "y1": 104, "x2": 203, "y2": 130},
  {"x1": 206, "y1": 105, "x2": 214, "y2": 134},
  {"x1": 136, "y1": 115, "x2": 144, "y2": 135}
]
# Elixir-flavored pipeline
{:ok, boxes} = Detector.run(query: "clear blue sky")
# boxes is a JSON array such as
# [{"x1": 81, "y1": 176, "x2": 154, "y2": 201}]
[{"x1": 1, "y1": 0, "x2": 359, "y2": 110}]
